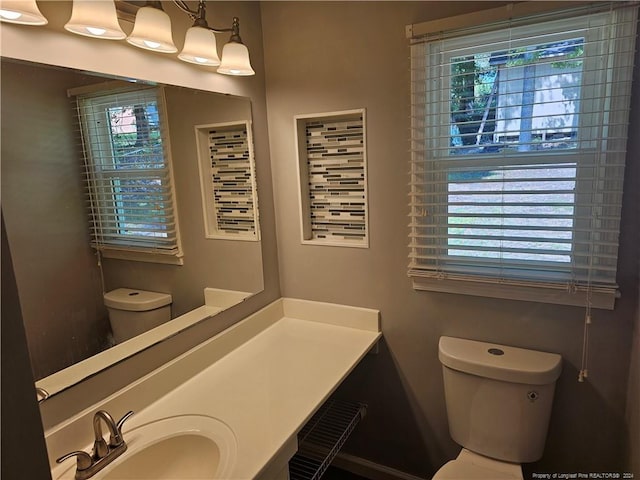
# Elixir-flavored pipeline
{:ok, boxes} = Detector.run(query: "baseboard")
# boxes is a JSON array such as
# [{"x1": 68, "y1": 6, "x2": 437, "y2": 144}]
[{"x1": 332, "y1": 452, "x2": 427, "y2": 480}]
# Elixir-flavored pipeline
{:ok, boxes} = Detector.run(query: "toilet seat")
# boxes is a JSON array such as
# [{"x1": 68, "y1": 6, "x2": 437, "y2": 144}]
[{"x1": 433, "y1": 449, "x2": 523, "y2": 480}]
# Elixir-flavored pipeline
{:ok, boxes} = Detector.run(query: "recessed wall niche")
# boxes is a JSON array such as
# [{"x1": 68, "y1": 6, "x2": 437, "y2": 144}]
[
  {"x1": 294, "y1": 109, "x2": 369, "y2": 248},
  {"x1": 195, "y1": 121, "x2": 260, "y2": 241}
]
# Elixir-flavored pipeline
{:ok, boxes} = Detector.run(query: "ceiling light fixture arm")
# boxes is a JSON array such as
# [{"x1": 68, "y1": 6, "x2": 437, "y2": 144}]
[
  {"x1": 172, "y1": 1, "x2": 242, "y2": 39},
  {"x1": 172, "y1": 1, "x2": 199, "y2": 21}
]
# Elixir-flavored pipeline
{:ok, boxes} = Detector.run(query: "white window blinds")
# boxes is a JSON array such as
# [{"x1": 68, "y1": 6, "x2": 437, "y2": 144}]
[
  {"x1": 74, "y1": 87, "x2": 182, "y2": 261},
  {"x1": 408, "y1": 4, "x2": 637, "y2": 308}
]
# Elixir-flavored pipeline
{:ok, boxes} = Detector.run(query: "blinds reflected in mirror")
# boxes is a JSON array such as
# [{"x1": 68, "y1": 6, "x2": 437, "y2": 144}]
[{"x1": 72, "y1": 85, "x2": 182, "y2": 259}]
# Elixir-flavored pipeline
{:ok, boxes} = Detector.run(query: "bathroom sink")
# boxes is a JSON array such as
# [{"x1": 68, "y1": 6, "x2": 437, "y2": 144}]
[{"x1": 53, "y1": 415, "x2": 237, "y2": 479}]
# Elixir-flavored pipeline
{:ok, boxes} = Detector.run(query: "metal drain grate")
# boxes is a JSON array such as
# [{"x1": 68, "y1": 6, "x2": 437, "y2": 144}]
[{"x1": 289, "y1": 399, "x2": 367, "y2": 480}]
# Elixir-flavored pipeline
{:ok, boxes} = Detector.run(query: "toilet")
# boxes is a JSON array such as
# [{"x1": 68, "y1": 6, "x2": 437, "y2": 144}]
[
  {"x1": 434, "y1": 336, "x2": 562, "y2": 479},
  {"x1": 104, "y1": 288, "x2": 172, "y2": 343}
]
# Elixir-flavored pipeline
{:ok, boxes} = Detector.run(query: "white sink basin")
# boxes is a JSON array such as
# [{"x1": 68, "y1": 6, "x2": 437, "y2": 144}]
[{"x1": 53, "y1": 415, "x2": 237, "y2": 479}]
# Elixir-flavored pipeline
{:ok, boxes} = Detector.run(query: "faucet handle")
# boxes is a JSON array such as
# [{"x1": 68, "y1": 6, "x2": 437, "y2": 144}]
[
  {"x1": 35, "y1": 387, "x2": 49, "y2": 403},
  {"x1": 111, "y1": 411, "x2": 134, "y2": 447},
  {"x1": 56, "y1": 450, "x2": 93, "y2": 471}
]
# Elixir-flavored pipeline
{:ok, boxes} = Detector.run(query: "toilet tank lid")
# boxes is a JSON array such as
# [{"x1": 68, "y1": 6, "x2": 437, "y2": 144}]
[
  {"x1": 104, "y1": 288, "x2": 172, "y2": 311},
  {"x1": 438, "y1": 336, "x2": 562, "y2": 385}
]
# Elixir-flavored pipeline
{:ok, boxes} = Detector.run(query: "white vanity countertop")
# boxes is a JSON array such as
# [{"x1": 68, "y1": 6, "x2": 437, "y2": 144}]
[{"x1": 46, "y1": 297, "x2": 381, "y2": 480}]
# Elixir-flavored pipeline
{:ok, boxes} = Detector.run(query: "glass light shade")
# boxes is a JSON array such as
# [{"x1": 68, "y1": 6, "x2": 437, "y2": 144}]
[
  {"x1": 217, "y1": 42, "x2": 255, "y2": 76},
  {"x1": 126, "y1": 5, "x2": 177, "y2": 53},
  {"x1": 178, "y1": 26, "x2": 220, "y2": 66},
  {"x1": 64, "y1": 0, "x2": 125, "y2": 39},
  {"x1": 0, "y1": 0, "x2": 47, "y2": 25}
]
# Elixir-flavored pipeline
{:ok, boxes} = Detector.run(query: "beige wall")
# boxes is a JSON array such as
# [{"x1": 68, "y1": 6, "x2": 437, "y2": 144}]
[
  {"x1": 628, "y1": 289, "x2": 640, "y2": 475},
  {"x1": 624, "y1": 51, "x2": 640, "y2": 476},
  {"x1": 261, "y1": 2, "x2": 640, "y2": 475}
]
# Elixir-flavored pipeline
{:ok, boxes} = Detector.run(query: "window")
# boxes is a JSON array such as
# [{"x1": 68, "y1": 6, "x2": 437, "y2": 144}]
[
  {"x1": 75, "y1": 86, "x2": 182, "y2": 263},
  {"x1": 408, "y1": 4, "x2": 637, "y2": 308}
]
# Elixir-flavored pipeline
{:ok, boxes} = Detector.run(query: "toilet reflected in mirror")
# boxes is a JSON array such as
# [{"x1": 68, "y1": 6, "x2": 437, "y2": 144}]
[{"x1": 104, "y1": 289, "x2": 172, "y2": 344}]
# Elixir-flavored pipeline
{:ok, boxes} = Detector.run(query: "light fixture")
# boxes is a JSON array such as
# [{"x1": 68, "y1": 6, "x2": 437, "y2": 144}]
[
  {"x1": 216, "y1": 18, "x2": 255, "y2": 76},
  {"x1": 179, "y1": 26, "x2": 219, "y2": 65},
  {"x1": 3, "y1": 0, "x2": 254, "y2": 77},
  {"x1": 177, "y1": 1, "x2": 219, "y2": 66},
  {"x1": 126, "y1": 1, "x2": 177, "y2": 53},
  {"x1": 173, "y1": 1, "x2": 254, "y2": 76},
  {"x1": 0, "y1": 0, "x2": 47, "y2": 25},
  {"x1": 64, "y1": 0, "x2": 125, "y2": 39}
]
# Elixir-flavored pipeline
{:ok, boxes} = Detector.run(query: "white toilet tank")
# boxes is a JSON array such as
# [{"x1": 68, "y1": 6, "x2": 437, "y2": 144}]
[
  {"x1": 438, "y1": 336, "x2": 562, "y2": 463},
  {"x1": 104, "y1": 288, "x2": 172, "y2": 343}
]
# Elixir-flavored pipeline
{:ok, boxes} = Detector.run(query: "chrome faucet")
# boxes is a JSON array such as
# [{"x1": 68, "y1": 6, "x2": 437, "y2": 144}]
[{"x1": 56, "y1": 410, "x2": 134, "y2": 480}]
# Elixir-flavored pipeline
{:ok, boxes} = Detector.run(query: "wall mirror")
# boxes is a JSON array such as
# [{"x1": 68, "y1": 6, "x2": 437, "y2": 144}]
[{"x1": 0, "y1": 58, "x2": 264, "y2": 399}]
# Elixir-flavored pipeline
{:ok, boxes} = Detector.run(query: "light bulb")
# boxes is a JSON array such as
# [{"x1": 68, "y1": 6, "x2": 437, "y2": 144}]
[
  {"x1": 86, "y1": 27, "x2": 106, "y2": 36},
  {"x1": 144, "y1": 40, "x2": 161, "y2": 49},
  {"x1": 0, "y1": 1, "x2": 47, "y2": 25},
  {"x1": 0, "y1": 10, "x2": 22, "y2": 20}
]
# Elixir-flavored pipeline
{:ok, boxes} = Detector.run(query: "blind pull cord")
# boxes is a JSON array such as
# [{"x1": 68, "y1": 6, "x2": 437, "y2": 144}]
[
  {"x1": 578, "y1": 300, "x2": 592, "y2": 382},
  {"x1": 96, "y1": 249, "x2": 106, "y2": 297}
]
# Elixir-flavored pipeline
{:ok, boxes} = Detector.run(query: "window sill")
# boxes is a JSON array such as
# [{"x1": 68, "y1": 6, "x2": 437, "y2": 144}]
[
  {"x1": 100, "y1": 248, "x2": 184, "y2": 266},
  {"x1": 410, "y1": 275, "x2": 617, "y2": 310}
]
